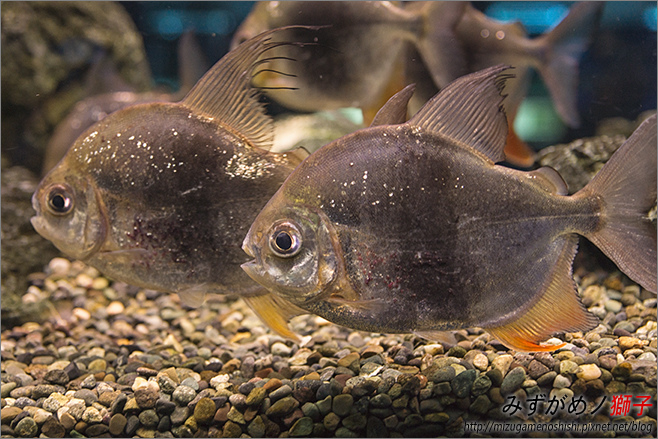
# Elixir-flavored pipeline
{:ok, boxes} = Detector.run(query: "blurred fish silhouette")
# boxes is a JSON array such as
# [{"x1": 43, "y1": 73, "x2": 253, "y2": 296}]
[
  {"x1": 242, "y1": 65, "x2": 657, "y2": 352},
  {"x1": 42, "y1": 31, "x2": 210, "y2": 175},
  {"x1": 231, "y1": 1, "x2": 603, "y2": 167},
  {"x1": 31, "y1": 28, "x2": 313, "y2": 340}
]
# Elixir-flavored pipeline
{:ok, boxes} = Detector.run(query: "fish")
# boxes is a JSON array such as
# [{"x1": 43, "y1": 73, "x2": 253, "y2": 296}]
[
  {"x1": 31, "y1": 28, "x2": 312, "y2": 339},
  {"x1": 241, "y1": 65, "x2": 657, "y2": 352},
  {"x1": 42, "y1": 31, "x2": 210, "y2": 176},
  {"x1": 231, "y1": 1, "x2": 603, "y2": 167}
]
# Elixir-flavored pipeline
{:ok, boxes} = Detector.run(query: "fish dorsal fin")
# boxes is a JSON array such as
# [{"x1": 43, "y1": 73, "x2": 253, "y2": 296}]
[
  {"x1": 243, "y1": 291, "x2": 307, "y2": 342},
  {"x1": 408, "y1": 64, "x2": 512, "y2": 163},
  {"x1": 528, "y1": 167, "x2": 569, "y2": 195},
  {"x1": 370, "y1": 84, "x2": 416, "y2": 127},
  {"x1": 181, "y1": 27, "x2": 306, "y2": 151},
  {"x1": 486, "y1": 235, "x2": 599, "y2": 352},
  {"x1": 413, "y1": 330, "x2": 457, "y2": 347}
]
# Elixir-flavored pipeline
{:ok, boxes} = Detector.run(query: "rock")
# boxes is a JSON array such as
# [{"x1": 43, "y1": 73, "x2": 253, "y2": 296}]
[
  {"x1": 527, "y1": 360, "x2": 550, "y2": 379},
  {"x1": 44, "y1": 369, "x2": 70, "y2": 386},
  {"x1": 289, "y1": 417, "x2": 314, "y2": 436},
  {"x1": 59, "y1": 412, "x2": 76, "y2": 431},
  {"x1": 323, "y1": 412, "x2": 341, "y2": 431},
  {"x1": 82, "y1": 407, "x2": 102, "y2": 424},
  {"x1": 193, "y1": 397, "x2": 215, "y2": 424},
  {"x1": 1, "y1": 407, "x2": 23, "y2": 424},
  {"x1": 577, "y1": 364, "x2": 602, "y2": 381},
  {"x1": 248, "y1": 416, "x2": 266, "y2": 438},
  {"x1": 266, "y1": 396, "x2": 299, "y2": 418},
  {"x1": 246, "y1": 387, "x2": 267, "y2": 407},
  {"x1": 451, "y1": 369, "x2": 477, "y2": 398},
  {"x1": 172, "y1": 385, "x2": 196, "y2": 405},
  {"x1": 135, "y1": 387, "x2": 158, "y2": 409},
  {"x1": 559, "y1": 360, "x2": 579, "y2": 375},
  {"x1": 618, "y1": 336, "x2": 644, "y2": 350},
  {"x1": 500, "y1": 367, "x2": 526, "y2": 395},
  {"x1": 332, "y1": 394, "x2": 354, "y2": 417},
  {"x1": 41, "y1": 417, "x2": 66, "y2": 438},
  {"x1": 14, "y1": 417, "x2": 38, "y2": 438},
  {"x1": 472, "y1": 353, "x2": 489, "y2": 371},
  {"x1": 491, "y1": 355, "x2": 514, "y2": 376},
  {"x1": 109, "y1": 414, "x2": 127, "y2": 436},
  {"x1": 553, "y1": 374, "x2": 572, "y2": 389},
  {"x1": 469, "y1": 395, "x2": 491, "y2": 415}
]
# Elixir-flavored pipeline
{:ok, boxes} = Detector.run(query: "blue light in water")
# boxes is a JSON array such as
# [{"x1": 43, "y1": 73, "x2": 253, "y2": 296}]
[
  {"x1": 643, "y1": 5, "x2": 657, "y2": 31},
  {"x1": 203, "y1": 10, "x2": 234, "y2": 36},
  {"x1": 156, "y1": 10, "x2": 184, "y2": 40},
  {"x1": 485, "y1": 2, "x2": 569, "y2": 34}
]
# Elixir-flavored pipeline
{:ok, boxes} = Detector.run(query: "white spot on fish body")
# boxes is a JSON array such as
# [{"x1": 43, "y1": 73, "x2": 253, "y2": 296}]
[
  {"x1": 496, "y1": 30, "x2": 505, "y2": 40},
  {"x1": 480, "y1": 28, "x2": 490, "y2": 38}
]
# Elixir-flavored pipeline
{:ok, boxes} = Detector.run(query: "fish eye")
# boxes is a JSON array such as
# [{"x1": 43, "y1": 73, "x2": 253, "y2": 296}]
[
  {"x1": 269, "y1": 222, "x2": 302, "y2": 258},
  {"x1": 46, "y1": 185, "x2": 74, "y2": 216}
]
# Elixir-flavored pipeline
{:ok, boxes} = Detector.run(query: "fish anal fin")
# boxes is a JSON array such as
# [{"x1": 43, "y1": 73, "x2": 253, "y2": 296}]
[
  {"x1": 485, "y1": 235, "x2": 598, "y2": 352},
  {"x1": 528, "y1": 167, "x2": 569, "y2": 196},
  {"x1": 243, "y1": 292, "x2": 306, "y2": 342},
  {"x1": 413, "y1": 330, "x2": 457, "y2": 347},
  {"x1": 370, "y1": 84, "x2": 416, "y2": 127},
  {"x1": 408, "y1": 65, "x2": 512, "y2": 164}
]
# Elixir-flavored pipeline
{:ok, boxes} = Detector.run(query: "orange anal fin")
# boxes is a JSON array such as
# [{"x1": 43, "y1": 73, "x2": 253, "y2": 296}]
[
  {"x1": 487, "y1": 327, "x2": 567, "y2": 352},
  {"x1": 503, "y1": 127, "x2": 536, "y2": 168},
  {"x1": 485, "y1": 235, "x2": 598, "y2": 352},
  {"x1": 243, "y1": 291, "x2": 306, "y2": 342}
]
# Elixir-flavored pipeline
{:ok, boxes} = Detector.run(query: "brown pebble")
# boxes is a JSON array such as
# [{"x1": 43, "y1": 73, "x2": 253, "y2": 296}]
[
  {"x1": 59, "y1": 412, "x2": 76, "y2": 431},
  {"x1": 193, "y1": 398, "x2": 216, "y2": 424},
  {"x1": 263, "y1": 378, "x2": 282, "y2": 393},
  {"x1": 254, "y1": 368, "x2": 273, "y2": 378},
  {"x1": 337, "y1": 352, "x2": 360, "y2": 368},
  {"x1": 214, "y1": 404, "x2": 230, "y2": 423},
  {"x1": 109, "y1": 413, "x2": 127, "y2": 436},
  {"x1": 41, "y1": 417, "x2": 66, "y2": 438},
  {"x1": 1, "y1": 406, "x2": 23, "y2": 424}
]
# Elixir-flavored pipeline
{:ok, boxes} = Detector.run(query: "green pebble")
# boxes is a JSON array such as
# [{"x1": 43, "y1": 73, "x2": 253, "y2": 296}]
[
  {"x1": 451, "y1": 369, "x2": 477, "y2": 398},
  {"x1": 193, "y1": 397, "x2": 216, "y2": 424},
  {"x1": 342, "y1": 413, "x2": 367, "y2": 431},
  {"x1": 500, "y1": 367, "x2": 526, "y2": 395},
  {"x1": 246, "y1": 387, "x2": 267, "y2": 406},
  {"x1": 469, "y1": 395, "x2": 491, "y2": 415},
  {"x1": 266, "y1": 396, "x2": 299, "y2": 418},
  {"x1": 471, "y1": 375, "x2": 492, "y2": 396},
  {"x1": 247, "y1": 416, "x2": 265, "y2": 438},
  {"x1": 366, "y1": 416, "x2": 388, "y2": 437},
  {"x1": 301, "y1": 402, "x2": 321, "y2": 421},
  {"x1": 227, "y1": 406, "x2": 245, "y2": 424},
  {"x1": 289, "y1": 417, "x2": 314, "y2": 437},
  {"x1": 14, "y1": 417, "x2": 38, "y2": 438},
  {"x1": 424, "y1": 412, "x2": 450, "y2": 423},
  {"x1": 323, "y1": 412, "x2": 341, "y2": 431},
  {"x1": 332, "y1": 394, "x2": 353, "y2": 417},
  {"x1": 335, "y1": 426, "x2": 360, "y2": 438},
  {"x1": 446, "y1": 346, "x2": 467, "y2": 358},
  {"x1": 222, "y1": 420, "x2": 242, "y2": 437}
]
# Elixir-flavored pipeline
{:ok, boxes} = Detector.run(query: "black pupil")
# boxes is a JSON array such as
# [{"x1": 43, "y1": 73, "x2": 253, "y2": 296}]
[
  {"x1": 51, "y1": 194, "x2": 67, "y2": 211},
  {"x1": 275, "y1": 232, "x2": 293, "y2": 251}
]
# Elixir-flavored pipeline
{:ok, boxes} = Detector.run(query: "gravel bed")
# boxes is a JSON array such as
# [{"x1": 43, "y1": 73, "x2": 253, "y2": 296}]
[{"x1": 1, "y1": 257, "x2": 656, "y2": 438}]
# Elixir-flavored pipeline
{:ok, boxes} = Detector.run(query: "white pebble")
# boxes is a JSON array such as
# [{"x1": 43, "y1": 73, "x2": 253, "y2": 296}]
[
  {"x1": 576, "y1": 364, "x2": 601, "y2": 381},
  {"x1": 271, "y1": 342, "x2": 292, "y2": 356},
  {"x1": 132, "y1": 376, "x2": 148, "y2": 391},
  {"x1": 72, "y1": 308, "x2": 91, "y2": 321},
  {"x1": 82, "y1": 406, "x2": 102, "y2": 423},
  {"x1": 48, "y1": 258, "x2": 71, "y2": 275},
  {"x1": 472, "y1": 353, "x2": 489, "y2": 371},
  {"x1": 106, "y1": 301, "x2": 125, "y2": 316}
]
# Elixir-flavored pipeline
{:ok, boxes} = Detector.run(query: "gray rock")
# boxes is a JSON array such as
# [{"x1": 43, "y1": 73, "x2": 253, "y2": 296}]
[{"x1": 500, "y1": 367, "x2": 526, "y2": 395}]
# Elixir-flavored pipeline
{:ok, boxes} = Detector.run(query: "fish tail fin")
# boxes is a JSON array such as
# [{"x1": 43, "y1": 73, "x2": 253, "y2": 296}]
[
  {"x1": 577, "y1": 114, "x2": 657, "y2": 293},
  {"x1": 533, "y1": 2, "x2": 604, "y2": 127},
  {"x1": 414, "y1": 2, "x2": 468, "y2": 89}
]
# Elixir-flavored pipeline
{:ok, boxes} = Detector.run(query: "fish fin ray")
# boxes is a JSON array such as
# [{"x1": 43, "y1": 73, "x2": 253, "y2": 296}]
[
  {"x1": 178, "y1": 284, "x2": 208, "y2": 308},
  {"x1": 528, "y1": 167, "x2": 569, "y2": 196},
  {"x1": 486, "y1": 235, "x2": 598, "y2": 352},
  {"x1": 370, "y1": 84, "x2": 416, "y2": 127},
  {"x1": 243, "y1": 291, "x2": 305, "y2": 341},
  {"x1": 534, "y1": 2, "x2": 603, "y2": 127},
  {"x1": 408, "y1": 65, "x2": 512, "y2": 163},
  {"x1": 413, "y1": 330, "x2": 457, "y2": 347},
  {"x1": 181, "y1": 27, "x2": 318, "y2": 151},
  {"x1": 578, "y1": 114, "x2": 657, "y2": 293}
]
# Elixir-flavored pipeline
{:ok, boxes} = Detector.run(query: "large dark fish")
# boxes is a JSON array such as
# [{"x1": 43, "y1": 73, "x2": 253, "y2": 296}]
[
  {"x1": 31, "y1": 28, "x2": 311, "y2": 339},
  {"x1": 241, "y1": 65, "x2": 657, "y2": 352}
]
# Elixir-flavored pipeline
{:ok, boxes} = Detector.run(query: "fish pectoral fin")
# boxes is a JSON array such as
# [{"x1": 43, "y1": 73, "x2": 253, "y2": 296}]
[
  {"x1": 485, "y1": 235, "x2": 598, "y2": 352},
  {"x1": 242, "y1": 292, "x2": 306, "y2": 342},
  {"x1": 178, "y1": 284, "x2": 208, "y2": 308},
  {"x1": 413, "y1": 330, "x2": 457, "y2": 347}
]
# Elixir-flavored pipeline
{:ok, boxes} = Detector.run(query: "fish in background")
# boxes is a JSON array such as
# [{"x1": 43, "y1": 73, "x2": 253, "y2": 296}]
[
  {"x1": 31, "y1": 28, "x2": 314, "y2": 340},
  {"x1": 42, "y1": 31, "x2": 210, "y2": 176},
  {"x1": 241, "y1": 65, "x2": 657, "y2": 352},
  {"x1": 231, "y1": 1, "x2": 603, "y2": 167}
]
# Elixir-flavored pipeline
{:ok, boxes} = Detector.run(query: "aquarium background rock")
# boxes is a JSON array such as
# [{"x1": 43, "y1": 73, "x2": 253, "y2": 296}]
[{"x1": 1, "y1": 1, "x2": 151, "y2": 174}]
